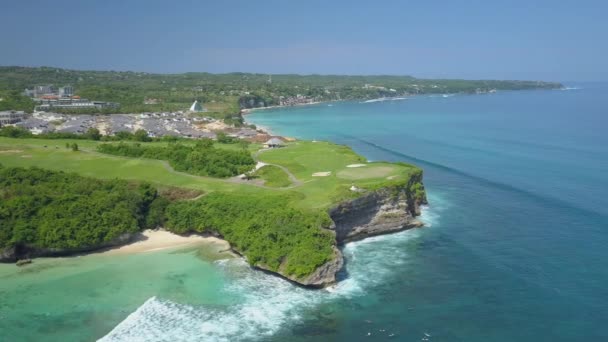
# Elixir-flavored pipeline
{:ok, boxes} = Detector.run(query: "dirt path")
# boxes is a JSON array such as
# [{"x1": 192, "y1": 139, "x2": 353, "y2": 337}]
[
  {"x1": 252, "y1": 148, "x2": 304, "y2": 187},
  {"x1": 83, "y1": 147, "x2": 303, "y2": 190}
]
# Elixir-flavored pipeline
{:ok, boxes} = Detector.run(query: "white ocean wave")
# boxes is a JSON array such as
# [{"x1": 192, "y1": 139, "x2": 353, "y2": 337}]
[
  {"x1": 99, "y1": 259, "x2": 321, "y2": 342},
  {"x1": 101, "y1": 199, "x2": 444, "y2": 341},
  {"x1": 361, "y1": 97, "x2": 408, "y2": 103}
]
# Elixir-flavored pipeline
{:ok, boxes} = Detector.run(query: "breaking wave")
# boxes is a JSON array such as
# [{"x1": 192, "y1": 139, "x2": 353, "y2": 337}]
[
  {"x1": 100, "y1": 204, "x2": 440, "y2": 342},
  {"x1": 362, "y1": 97, "x2": 408, "y2": 103}
]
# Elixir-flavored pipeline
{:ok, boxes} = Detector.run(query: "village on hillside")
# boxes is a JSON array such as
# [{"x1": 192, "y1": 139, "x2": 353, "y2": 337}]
[{"x1": 0, "y1": 84, "x2": 288, "y2": 143}]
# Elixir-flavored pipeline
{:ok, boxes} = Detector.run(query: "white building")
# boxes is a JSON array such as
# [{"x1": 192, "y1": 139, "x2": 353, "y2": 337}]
[
  {"x1": 58, "y1": 86, "x2": 74, "y2": 97},
  {"x1": 0, "y1": 111, "x2": 25, "y2": 125},
  {"x1": 189, "y1": 100, "x2": 204, "y2": 112}
]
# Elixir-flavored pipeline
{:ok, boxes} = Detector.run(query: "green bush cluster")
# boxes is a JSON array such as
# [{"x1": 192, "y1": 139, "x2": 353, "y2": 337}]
[
  {"x1": 0, "y1": 165, "x2": 336, "y2": 279},
  {"x1": 0, "y1": 166, "x2": 161, "y2": 250},
  {"x1": 164, "y1": 193, "x2": 335, "y2": 278},
  {"x1": 97, "y1": 140, "x2": 255, "y2": 178},
  {"x1": 0, "y1": 90, "x2": 35, "y2": 112}
]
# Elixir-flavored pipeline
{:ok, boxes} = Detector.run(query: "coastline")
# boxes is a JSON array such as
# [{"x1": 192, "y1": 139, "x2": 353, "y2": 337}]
[
  {"x1": 97, "y1": 229, "x2": 232, "y2": 256},
  {"x1": 242, "y1": 100, "x2": 335, "y2": 136},
  {"x1": 241, "y1": 100, "x2": 329, "y2": 115}
]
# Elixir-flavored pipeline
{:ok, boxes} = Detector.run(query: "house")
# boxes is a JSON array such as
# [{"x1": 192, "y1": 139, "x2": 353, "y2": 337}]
[{"x1": 264, "y1": 137, "x2": 285, "y2": 148}]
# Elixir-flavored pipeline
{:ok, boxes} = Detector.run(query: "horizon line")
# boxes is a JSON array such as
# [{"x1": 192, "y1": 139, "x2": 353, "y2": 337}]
[{"x1": 0, "y1": 64, "x2": 573, "y2": 83}]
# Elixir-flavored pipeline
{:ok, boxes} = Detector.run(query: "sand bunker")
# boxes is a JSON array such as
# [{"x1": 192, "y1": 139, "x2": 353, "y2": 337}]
[
  {"x1": 346, "y1": 164, "x2": 366, "y2": 168},
  {"x1": 337, "y1": 166, "x2": 395, "y2": 180},
  {"x1": 312, "y1": 171, "x2": 331, "y2": 177}
]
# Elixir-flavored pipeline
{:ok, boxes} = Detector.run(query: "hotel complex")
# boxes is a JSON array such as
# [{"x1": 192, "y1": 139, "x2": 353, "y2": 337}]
[{"x1": 24, "y1": 84, "x2": 119, "y2": 111}]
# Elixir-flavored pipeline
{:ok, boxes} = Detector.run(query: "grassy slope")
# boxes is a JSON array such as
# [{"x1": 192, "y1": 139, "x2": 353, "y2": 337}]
[
  {"x1": 256, "y1": 141, "x2": 413, "y2": 208},
  {"x1": 0, "y1": 138, "x2": 417, "y2": 210},
  {"x1": 0, "y1": 137, "x2": 421, "y2": 280},
  {"x1": 252, "y1": 165, "x2": 292, "y2": 188}
]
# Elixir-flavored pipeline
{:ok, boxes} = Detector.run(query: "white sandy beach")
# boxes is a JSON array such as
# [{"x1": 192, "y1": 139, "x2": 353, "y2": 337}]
[{"x1": 100, "y1": 229, "x2": 230, "y2": 256}]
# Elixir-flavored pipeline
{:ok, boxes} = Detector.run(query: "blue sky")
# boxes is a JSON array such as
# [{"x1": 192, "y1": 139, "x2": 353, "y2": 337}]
[{"x1": 1, "y1": 0, "x2": 606, "y2": 81}]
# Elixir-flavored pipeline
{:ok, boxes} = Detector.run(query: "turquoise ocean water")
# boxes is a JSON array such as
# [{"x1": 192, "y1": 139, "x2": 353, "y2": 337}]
[{"x1": 1, "y1": 85, "x2": 607, "y2": 341}]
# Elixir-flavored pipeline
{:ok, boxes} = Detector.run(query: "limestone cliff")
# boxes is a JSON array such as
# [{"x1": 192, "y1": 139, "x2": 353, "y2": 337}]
[
  {"x1": 252, "y1": 245, "x2": 344, "y2": 288},
  {"x1": 282, "y1": 170, "x2": 427, "y2": 287},
  {"x1": 329, "y1": 171, "x2": 427, "y2": 244}
]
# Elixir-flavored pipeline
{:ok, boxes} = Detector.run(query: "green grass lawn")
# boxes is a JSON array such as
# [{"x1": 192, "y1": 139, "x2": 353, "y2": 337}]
[
  {"x1": 0, "y1": 138, "x2": 265, "y2": 195},
  {"x1": 256, "y1": 141, "x2": 415, "y2": 208},
  {"x1": 0, "y1": 137, "x2": 418, "y2": 210},
  {"x1": 252, "y1": 165, "x2": 292, "y2": 187}
]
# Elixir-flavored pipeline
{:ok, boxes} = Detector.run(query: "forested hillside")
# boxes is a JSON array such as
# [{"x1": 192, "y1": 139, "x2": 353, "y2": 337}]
[
  {"x1": 0, "y1": 166, "x2": 164, "y2": 252},
  {"x1": 0, "y1": 66, "x2": 563, "y2": 115}
]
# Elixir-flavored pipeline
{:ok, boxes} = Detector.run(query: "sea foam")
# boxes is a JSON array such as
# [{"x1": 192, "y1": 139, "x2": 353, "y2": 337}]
[{"x1": 100, "y1": 201, "x2": 442, "y2": 341}]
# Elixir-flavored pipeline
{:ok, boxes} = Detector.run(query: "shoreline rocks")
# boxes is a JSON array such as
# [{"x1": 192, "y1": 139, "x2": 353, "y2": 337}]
[
  {"x1": 0, "y1": 233, "x2": 134, "y2": 263},
  {"x1": 1, "y1": 175, "x2": 427, "y2": 289}
]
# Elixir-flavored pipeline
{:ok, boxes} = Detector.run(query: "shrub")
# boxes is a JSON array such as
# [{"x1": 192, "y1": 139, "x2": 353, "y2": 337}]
[
  {"x1": 165, "y1": 193, "x2": 335, "y2": 278},
  {"x1": 97, "y1": 142, "x2": 255, "y2": 178},
  {"x1": 0, "y1": 167, "x2": 159, "y2": 250}
]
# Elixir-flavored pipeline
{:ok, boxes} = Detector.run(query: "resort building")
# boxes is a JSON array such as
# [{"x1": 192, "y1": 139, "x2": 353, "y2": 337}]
[
  {"x1": 35, "y1": 98, "x2": 119, "y2": 111},
  {"x1": 58, "y1": 86, "x2": 74, "y2": 97},
  {"x1": 264, "y1": 137, "x2": 285, "y2": 148},
  {"x1": 0, "y1": 111, "x2": 26, "y2": 125},
  {"x1": 24, "y1": 84, "x2": 119, "y2": 111}
]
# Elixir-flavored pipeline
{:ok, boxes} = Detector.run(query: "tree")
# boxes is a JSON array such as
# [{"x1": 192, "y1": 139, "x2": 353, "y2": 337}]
[
  {"x1": 161, "y1": 135, "x2": 178, "y2": 143},
  {"x1": 114, "y1": 131, "x2": 133, "y2": 140},
  {"x1": 238, "y1": 139, "x2": 250, "y2": 150},
  {"x1": 85, "y1": 128, "x2": 101, "y2": 141},
  {"x1": 216, "y1": 132, "x2": 236, "y2": 144},
  {"x1": 195, "y1": 138, "x2": 214, "y2": 149},
  {"x1": 134, "y1": 129, "x2": 151, "y2": 142},
  {"x1": 71, "y1": 143, "x2": 79, "y2": 151}
]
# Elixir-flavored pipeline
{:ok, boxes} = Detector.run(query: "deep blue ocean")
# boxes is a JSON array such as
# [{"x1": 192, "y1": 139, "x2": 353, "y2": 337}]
[{"x1": 245, "y1": 85, "x2": 608, "y2": 341}]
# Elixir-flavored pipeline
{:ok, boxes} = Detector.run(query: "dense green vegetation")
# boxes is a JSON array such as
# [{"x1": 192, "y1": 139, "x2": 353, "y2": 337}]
[
  {"x1": 164, "y1": 193, "x2": 335, "y2": 278},
  {"x1": 0, "y1": 90, "x2": 35, "y2": 112},
  {"x1": 97, "y1": 140, "x2": 255, "y2": 178},
  {"x1": 0, "y1": 125, "x2": 184, "y2": 143},
  {"x1": 0, "y1": 66, "x2": 562, "y2": 116},
  {"x1": 0, "y1": 165, "x2": 163, "y2": 251},
  {"x1": 0, "y1": 137, "x2": 425, "y2": 279},
  {"x1": 0, "y1": 164, "x2": 335, "y2": 279},
  {"x1": 252, "y1": 165, "x2": 292, "y2": 187}
]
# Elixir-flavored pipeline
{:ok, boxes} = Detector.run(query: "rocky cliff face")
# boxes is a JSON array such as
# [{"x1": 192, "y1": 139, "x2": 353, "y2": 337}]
[
  {"x1": 0, "y1": 233, "x2": 133, "y2": 262},
  {"x1": 329, "y1": 172, "x2": 427, "y2": 244},
  {"x1": 288, "y1": 172, "x2": 427, "y2": 287},
  {"x1": 253, "y1": 245, "x2": 344, "y2": 288}
]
